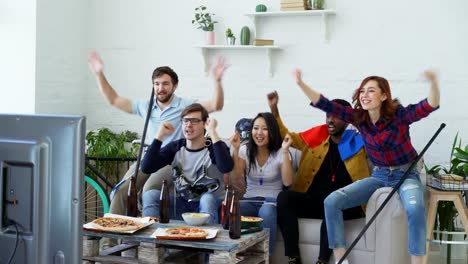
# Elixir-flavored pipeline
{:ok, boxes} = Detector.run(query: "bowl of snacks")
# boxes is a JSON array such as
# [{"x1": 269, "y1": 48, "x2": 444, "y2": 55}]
[
  {"x1": 182, "y1": 212, "x2": 210, "y2": 226},
  {"x1": 241, "y1": 216, "x2": 263, "y2": 229}
]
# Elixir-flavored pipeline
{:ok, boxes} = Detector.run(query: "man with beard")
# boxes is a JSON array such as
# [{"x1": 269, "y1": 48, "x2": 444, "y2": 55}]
[
  {"x1": 87, "y1": 51, "x2": 228, "y2": 218},
  {"x1": 267, "y1": 91, "x2": 370, "y2": 264}
]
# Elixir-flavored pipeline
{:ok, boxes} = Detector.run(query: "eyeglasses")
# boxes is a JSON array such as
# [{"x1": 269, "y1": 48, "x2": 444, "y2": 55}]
[{"x1": 182, "y1": 118, "x2": 203, "y2": 125}]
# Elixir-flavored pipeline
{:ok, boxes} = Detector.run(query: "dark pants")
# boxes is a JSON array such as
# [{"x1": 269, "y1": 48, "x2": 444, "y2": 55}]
[{"x1": 277, "y1": 190, "x2": 363, "y2": 261}]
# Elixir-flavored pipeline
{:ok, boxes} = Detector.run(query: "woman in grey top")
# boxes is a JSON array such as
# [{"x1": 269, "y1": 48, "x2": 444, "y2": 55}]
[{"x1": 231, "y1": 112, "x2": 295, "y2": 255}]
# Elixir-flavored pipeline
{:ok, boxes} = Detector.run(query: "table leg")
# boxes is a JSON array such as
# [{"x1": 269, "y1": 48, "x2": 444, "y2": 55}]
[
  {"x1": 452, "y1": 193, "x2": 468, "y2": 231},
  {"x1": 422, "y1": 192, "x2": 438, "y2": 264},
  {"x1": 209, "y1": 251, "x2": 237, "y2": 264},
  {"x1": 139, "y1": 242, "x2": 165, "y2": 264},
  {"x1": 245, "y1": 237, "x2": 269, "y2": 263},
  {"x1": 82, "y1": 237, "x2": 99, "y2": 264}
]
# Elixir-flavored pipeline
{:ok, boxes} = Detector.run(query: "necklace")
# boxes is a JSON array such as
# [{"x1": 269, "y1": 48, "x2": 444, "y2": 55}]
[
  {"x1": 329, "y1": 142, "x2": 341, "y2": 183},
  {"x1": 257, "y1": 155, "x2": 270, "y2": 186},
  {"x1": 256, "y1": 151, "x2": 270, "y2": 186}
]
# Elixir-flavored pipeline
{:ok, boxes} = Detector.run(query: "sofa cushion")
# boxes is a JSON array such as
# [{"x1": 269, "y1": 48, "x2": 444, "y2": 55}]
[
  {"x1": 273, "y1": 186, "x2": 412, "y2": 264},
  {"x1": 276, "y1": 217, "x2": 370, "y2": 252}
]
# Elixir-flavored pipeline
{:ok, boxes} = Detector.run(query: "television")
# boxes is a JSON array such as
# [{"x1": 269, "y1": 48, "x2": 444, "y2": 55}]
[{"x1": 0, "y1": 114, "x2": 85, "y2": 264}]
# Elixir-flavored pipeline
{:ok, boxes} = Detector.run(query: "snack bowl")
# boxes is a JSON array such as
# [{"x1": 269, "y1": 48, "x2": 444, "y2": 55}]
[
  {"x1": 241, "y1": 216, "x2": 263, "y2": 229},
  {"x1": 182, "y1": 212, "x2": 210, "y2": 226}
]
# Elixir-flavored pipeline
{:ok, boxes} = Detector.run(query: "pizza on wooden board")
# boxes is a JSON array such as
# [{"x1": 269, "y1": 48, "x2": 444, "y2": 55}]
[
  {"x1": 158, "y1": 227, "x2": 208, "y2": 239},
  {"x1": 92, "y1": 217, "x2": 143, "y2": 232}
]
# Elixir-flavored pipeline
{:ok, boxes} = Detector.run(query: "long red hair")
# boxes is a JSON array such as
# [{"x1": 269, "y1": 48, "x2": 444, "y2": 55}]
[{"x1": 351, "y1": 76, "x2": 400, "y2": 125}]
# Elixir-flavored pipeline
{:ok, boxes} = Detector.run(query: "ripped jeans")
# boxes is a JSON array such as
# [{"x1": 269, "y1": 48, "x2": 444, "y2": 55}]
[{"x1": 324, "y1": 166, "x2": 426, "y2": 256}]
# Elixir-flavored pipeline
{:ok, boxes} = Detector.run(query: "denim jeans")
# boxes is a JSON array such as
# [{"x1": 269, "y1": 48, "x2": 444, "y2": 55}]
[
  {"x1": 240, "y1": 197, "x2": 277, "y2": 255},
  {"x1": 324, "y1": 167, "x2": 426, "y2": 256},
  {"x1": 142, "y1": 189, "x2": 221, "y2": 224}
]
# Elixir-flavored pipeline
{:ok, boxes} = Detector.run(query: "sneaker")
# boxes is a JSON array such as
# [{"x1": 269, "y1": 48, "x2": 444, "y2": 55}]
[{"x1": 288, "y1": 256, "x2": 302, "y2": 264}]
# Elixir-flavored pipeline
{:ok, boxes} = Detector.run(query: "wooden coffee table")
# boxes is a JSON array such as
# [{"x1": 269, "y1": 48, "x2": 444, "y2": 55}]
[{"x1": 83, "y1": 221, "x2": 269, "y2": 264}]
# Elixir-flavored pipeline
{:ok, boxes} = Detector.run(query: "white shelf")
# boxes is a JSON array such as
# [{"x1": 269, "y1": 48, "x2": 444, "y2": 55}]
[
  {"x1": 194, "y1": 45, "x2": 282, "y2": 77},
  {"x1": 244, "y1": 9, "x2": 336, "y2": 43},
  {"x1": 244, "y1": 10, "x2": 335, "y2": 17}
]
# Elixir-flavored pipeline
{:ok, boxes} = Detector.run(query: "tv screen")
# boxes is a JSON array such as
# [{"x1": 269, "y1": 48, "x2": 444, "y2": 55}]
[{"x1": 0, "y1": 114, "x2": 85, "y2": 264}]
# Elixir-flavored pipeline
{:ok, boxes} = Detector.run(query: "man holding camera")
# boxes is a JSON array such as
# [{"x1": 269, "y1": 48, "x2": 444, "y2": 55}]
[{"x1": 141, "y1": 103, "x2": 234, "y2": 224}]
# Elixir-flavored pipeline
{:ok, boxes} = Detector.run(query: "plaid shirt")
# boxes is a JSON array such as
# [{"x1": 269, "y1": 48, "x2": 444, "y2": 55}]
[{"x1": 313, "y1": 95, "x2": 438, "y2": 166}]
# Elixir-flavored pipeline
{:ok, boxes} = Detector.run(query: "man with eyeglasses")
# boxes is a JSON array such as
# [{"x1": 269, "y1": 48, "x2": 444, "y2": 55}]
[
  {"x1": 141, "y1": 103, "x2": 234, "y2": 223},
  {"x1": 87, "y1": 51, "x2": 228, "y2": 220}
]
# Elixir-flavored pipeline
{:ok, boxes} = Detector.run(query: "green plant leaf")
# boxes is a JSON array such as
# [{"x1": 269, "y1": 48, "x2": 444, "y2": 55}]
[
  {"x1": 85, "y1": 128, "x2": 139, "y2": 185},
  {"x1": 449, "y1": 133, "x2": 459, "y2": 164},
  {"x1": 425, "y1": 164, "x2": 442, "y2": 174},
  {"x1": 463, "y1": 164, "x2": 468, "y2": 176},
  {"x1": 453, "y1": 148, "x2": 468, "y2": 159},
  {"x1": 192, "y1": 5, "x2": 216, "y2": 32}
]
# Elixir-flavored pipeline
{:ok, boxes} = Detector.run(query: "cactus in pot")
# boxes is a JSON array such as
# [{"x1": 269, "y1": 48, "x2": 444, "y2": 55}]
[
  {"x1": 240, "y1": 26, "x2": 250, "y2": 45},
  {"x1": 255, "y1": 4, "x2": 267, "y2": 12}
]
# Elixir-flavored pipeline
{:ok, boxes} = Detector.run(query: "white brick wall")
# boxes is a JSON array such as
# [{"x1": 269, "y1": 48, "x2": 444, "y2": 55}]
[{"x1": 2, "y1": 0, "x2": 468, "y2": 167}]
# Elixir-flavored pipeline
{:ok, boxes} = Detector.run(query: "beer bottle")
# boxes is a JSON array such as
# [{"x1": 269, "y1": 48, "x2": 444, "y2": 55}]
[
  {"x1": 222, "y1": 185, "x2": 232, "y2": 230},
  {"x1": 229, "y1": 190, "x2": 241, "y2": 239},
  {"x1": 159, "y1": 180, "x2": 170, "y2": 223},
  {"x1": 126, "y1": 176, "x2": 138, "y2": 217}
]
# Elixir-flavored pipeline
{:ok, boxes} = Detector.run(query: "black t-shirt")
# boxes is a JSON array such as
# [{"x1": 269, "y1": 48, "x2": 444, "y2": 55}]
[{"x1": 307, "y1": 139, "x2": 354, "y2": 199}]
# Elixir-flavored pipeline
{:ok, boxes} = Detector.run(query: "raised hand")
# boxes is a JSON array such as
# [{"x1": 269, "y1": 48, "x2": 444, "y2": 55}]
[
  {"x1": 157, "y1": 122, "x2": 175, "y2": 139},
  {"x1": 424, "y1": 69, "x2": 440, "y2": 108},
  {"x1": 211, "y1": 57, "x2": 229, "y2": 82},
  {"x1": 206, "y1": 118, "x2": 222, "y2": 142},
  {"x1": 292, "y1": 68, "x2": 321, "y2": 104},
  {"x1": 205, "y1": 118, "x2": 218, "y2": 132},
  {"x1": 423, "y1": 70, "x2": 438, "y2": 83},
  {"x1": 267, "y1": 90, "x2": 279, "y2": 108},
  {"x1": 230, "y1": 132, "x2": 241, "y2": 151},
  {"x1": 292, "y1": 68, "x2": 303, "y2": 84},
  {"x1": 282, "y1": 134, "x2": 293, "y2": 150},
  {"x1": 88, "y1": 51, "x2": 104, "y2": 74}
]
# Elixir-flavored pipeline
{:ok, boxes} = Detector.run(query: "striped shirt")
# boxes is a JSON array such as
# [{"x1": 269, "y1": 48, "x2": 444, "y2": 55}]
[{"x1": 313, "y1": 95, "x2": 438, "y2": 166}]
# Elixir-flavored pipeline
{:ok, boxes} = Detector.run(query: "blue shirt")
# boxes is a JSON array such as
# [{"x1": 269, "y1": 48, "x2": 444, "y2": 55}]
[{"x1": 132, "y1": 95, "x2": 196, "y2": 146}]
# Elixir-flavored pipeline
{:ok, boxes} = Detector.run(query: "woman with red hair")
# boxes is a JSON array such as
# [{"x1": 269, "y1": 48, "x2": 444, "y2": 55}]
[{"x1": 292, "y1": 69, "x2": 439, "y2": 264}]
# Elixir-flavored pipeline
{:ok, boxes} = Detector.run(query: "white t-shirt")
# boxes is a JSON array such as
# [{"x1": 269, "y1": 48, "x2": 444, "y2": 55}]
[{"x1": 239, "y1": 144, "x2": 290, "y2": 199}]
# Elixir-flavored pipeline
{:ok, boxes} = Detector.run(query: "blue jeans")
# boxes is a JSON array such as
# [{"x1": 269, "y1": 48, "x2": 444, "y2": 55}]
[
  {"x1": 324, "y1": 167, "x2": 426, "y2": 256},
  {"x1": 240, "y1": 197, "x2": 277, "y2": 255},
  {"x1": 143, "y1": 190, "x2": 220, "y2": 225}
]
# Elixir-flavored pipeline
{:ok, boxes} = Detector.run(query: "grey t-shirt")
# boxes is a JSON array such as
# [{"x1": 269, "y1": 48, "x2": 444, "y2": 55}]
[{"x1": 239, "y1": 145, "x2": 300, "y2": 199}]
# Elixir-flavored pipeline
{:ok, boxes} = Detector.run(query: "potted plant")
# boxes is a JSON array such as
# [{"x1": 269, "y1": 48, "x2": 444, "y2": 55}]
[
  {"x1": 192, "y1": 5, "x2": 218, "y2": 45},
  {"x1": 425, "y1": 133, "x2": 468, "y2": 263},
  {"x1": 225, "y1": 28, "x2": 236, "y2": 45},
  {"x1": 86, "y1": 128, "x2": 139, "y2": 186}
]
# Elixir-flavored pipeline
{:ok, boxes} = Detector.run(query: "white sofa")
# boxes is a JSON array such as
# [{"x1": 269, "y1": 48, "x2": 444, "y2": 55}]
[{"x1": 271, "y1": 187, "x2": 411, "y2": 264}]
